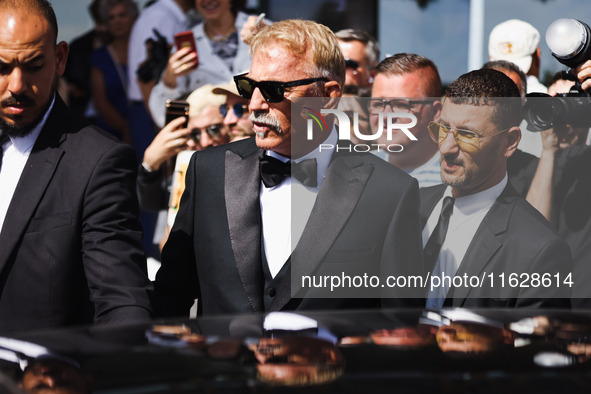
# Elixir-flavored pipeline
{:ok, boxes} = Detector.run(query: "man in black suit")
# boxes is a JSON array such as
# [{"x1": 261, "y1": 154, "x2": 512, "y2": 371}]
[
  {"x1": 420, "y1": 69, "x2": 571, "y2": 309},
  {"x1": 0, "y1": 0, "x2": 152, "y2": 333},
  {"x1": 154, "y1": 19, "x2": 424, "y2": 317}
]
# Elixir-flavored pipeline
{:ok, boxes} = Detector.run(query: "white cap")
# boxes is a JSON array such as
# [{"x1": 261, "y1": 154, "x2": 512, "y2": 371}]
[
  {"x1": 212, "y1": 80, "x2": 240, "y2": 97},
  {"x1": 488, "y1": 19, "x2": 540, "y2": 74},
  {"x1": 186, "y1": 84, "x2": 227, "y2": 117}
]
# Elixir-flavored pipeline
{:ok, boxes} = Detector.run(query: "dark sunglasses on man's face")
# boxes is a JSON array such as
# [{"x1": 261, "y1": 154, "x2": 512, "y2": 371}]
[
  {"x1": 233, "y1": 73, "x2": 329, "y2": 103},
  {"x1": 190, "y1": 123, "x2": 223, "y2": 143},
  {"x1": 345, "y1": 58, "x2": 360, "y2": 69},
  {"x1": 220, "y1": 103, "x2": 249, "y2": 118}
]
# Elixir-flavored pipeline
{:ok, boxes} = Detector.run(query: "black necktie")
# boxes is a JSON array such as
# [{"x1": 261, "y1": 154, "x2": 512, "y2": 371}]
[
  {"x1": 0, "y1": 131, "x2": 8, "y2": 173},
  {"x1": 424, "y1": 196, "x2": 455, "y2": 270},
  {"x1": 259, "y1": 155, "x2": 318, "y2": 188}
]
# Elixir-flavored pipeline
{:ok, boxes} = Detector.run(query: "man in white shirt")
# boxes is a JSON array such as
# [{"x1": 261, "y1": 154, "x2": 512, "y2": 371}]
[
  {"x1": 0, "y1": 0, "x2": 152, "y2": 333},
  {"x1": 154, "y1": 19, "x2": 423, "y2": 317},
  {"x1": 420, "y1": 69, "x2": 571, "y2": 309}
]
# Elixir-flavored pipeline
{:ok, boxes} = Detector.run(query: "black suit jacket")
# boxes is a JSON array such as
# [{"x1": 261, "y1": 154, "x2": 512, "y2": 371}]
[
  {"x1": 419, "y1": 183, "x2": 572, "y2": 308},
  {"x1": 0, "y1": 96, "x2": 152, "y2": 333},
  {"x1": 155, "y1": 137, "x2": 424, "y2": 317}
]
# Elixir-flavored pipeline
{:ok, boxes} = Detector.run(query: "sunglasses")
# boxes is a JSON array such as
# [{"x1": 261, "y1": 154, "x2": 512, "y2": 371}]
[
  {"x1": 233, "y1": 73, "x2": 328, "y2": 103},
  {"x1": 427, "y1": 121, "x2": 509, "y2": 152},
  {"x1": 345, "y1": 58, "x2": 360, "y2": 69},
  {"x1": 220, "y1": 103, "x2": 249, "y2": 118},
  {"x1": 190, "y1": 123, "x2": 224, "y2": 143}
]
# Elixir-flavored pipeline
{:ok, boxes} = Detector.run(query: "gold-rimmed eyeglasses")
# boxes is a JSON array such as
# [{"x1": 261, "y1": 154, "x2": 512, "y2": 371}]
[{"x1": 427, "y1": 121, "x2": 510, "y2": 152}]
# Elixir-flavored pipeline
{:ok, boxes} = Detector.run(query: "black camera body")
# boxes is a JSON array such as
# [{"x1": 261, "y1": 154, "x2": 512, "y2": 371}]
[
  {"x1": 523, "y1": 87, "x2": 591, "y2": 132},
  {"x1": 136, "y1": 29, "x2": 170, "y2": 84}
]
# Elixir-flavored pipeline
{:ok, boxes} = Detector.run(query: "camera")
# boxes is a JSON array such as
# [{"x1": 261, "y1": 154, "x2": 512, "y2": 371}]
[
  {"x1": 522, "y1": 18, "x2": 591, "y2": 131},
  {"x1": 523, "y1": 90, "x2": 591, "y2": 132},
  {"x1": 136, "y1": 29, "x2": 170, "y2": 84}
]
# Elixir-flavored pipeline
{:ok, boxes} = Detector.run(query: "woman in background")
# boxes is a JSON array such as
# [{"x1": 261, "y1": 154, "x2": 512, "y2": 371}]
[
  {"x1": 148, "y1": 0, "x2": 269, "y2": 127},
  {"x1": 90, "y1": 0, "x2": 138, "y2": 142}
]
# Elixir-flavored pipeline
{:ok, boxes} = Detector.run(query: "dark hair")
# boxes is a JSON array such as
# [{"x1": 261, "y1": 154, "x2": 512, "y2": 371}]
[
  {"x1": 88, "y1": 0, "x2": 103, "y2": 24},
  {"x1": 482, "y1": 60, "x2": 527, "y2": 98},
  {"x1": 375, "y1": 53, "x2": 443, "y2": 96},
  {"x1": 445, "y1": 69, "x2": 522, "y2": 129},
  {"x1": 0, "y1": 0, "x2": 59, "y2": 42},
  {"x1": 99, "y1": 0, "x2": 139, "y2": 25},
  {"x1": 335, "y1": 28, "x2": 380, "y2": 68},
  {"x1": 231, "y1": 0, "x2": 247, "y2": 14}
]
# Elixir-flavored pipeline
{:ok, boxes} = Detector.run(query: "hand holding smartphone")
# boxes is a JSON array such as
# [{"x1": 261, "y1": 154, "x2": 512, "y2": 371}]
[
  {"x1": 165, "y1": 100, "x2": 190, "y2": 130},
  {"x1": 173, "y1": 30, "x2": 199, "y2": 67}
]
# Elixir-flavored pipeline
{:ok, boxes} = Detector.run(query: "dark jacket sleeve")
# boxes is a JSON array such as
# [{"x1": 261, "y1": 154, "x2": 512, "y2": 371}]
[{"x1": 82, "y1": 141, "x2": 154, "y2": 324}]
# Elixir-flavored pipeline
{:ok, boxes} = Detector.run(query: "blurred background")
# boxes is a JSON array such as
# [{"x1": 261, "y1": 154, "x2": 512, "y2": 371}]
[{"x1": 54, "y1": 0, "x2": 591, "y2": 86}]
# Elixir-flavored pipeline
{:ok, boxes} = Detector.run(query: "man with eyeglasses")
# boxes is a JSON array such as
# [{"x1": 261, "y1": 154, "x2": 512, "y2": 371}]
[
  {"x1": 335, "y1": 29, "x2": 379, "y2": 92},
  {"x1": 212, "y1": 81, "x2": 254, "y2": 141},
  {"x1": 420, "y1": 69, "x2": 570, "y2": 309},
  {"x1": 153, "y1": 19, "x2": 423, "y2": 317},
  {"x1": 370, "y1": 53, "x2": 443, "y2": 187}
]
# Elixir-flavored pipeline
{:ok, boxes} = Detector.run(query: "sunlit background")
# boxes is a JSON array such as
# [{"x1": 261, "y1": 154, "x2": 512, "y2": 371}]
[{"x1": 53, "y1": 0, "x2": 591, "y2": 85}]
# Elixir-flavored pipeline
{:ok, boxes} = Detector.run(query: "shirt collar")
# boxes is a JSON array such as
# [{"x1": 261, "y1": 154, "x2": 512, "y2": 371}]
[
  {"x1": 7, "y1": 95, "x2": 55, "y2": 154},
  {"x1": 443, "y1": 173, "x2": 508, "y2": 216}
]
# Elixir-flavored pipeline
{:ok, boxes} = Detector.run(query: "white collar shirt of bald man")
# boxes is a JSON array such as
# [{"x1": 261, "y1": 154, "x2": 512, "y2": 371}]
[
  {"x1": 260, "y1": 128, "x2": 338, "y2": 278},
  {"x1": 424, "y1": 174, "x2": 507, "y2": 309},
  {"x1": 0, "y1": 97, "x2": 54, "y2": 234}
]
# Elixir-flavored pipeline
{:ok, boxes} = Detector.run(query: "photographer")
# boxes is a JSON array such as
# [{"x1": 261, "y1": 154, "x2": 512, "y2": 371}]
[
  {"x1": 524, "y1": 71, "x2": 591, "y2": 307},
  {"x1": 526, "y1": 72, "x2": 589, "y2": 224}
]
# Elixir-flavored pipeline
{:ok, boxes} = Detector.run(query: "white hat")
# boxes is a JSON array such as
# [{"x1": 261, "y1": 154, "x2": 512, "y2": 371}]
[
  {"x1": 212, "y1": 80, "x2": 240, "y2": 97},
  {"x1": 186, "y1": 84, "x2": 227, "y2": 117},
  {"x1": 488, "y1": 19, "x2": 540, "y2": 74}
]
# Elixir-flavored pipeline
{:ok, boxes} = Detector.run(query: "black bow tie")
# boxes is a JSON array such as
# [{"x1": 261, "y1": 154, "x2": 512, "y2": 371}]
[{"x1": 259, "y1": 155, "x2": 318, "y2": 188}]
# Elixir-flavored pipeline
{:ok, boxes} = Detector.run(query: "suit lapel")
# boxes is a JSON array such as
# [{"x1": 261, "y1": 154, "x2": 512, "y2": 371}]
[
  {"x1": 285, "y1": 146, "x2": 374, "y2": 304},
  {"x1": 448, "y1": 185, "x2": 517, "y2": 305},
  {"x1": 224, "y1": 139, "x2": 265, "y2": 312},
  {"x1": 0, "y1": 98, "x2": 66, "y2": 275}
]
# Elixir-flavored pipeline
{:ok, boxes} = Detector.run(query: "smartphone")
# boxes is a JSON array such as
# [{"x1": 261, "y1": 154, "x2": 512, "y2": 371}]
[
  {"x1": 174, "y1": 30, "x2": 198, "y2": 65},
  {"x1": 165, "y1": 99, "x2": 189, "y2": 129}
]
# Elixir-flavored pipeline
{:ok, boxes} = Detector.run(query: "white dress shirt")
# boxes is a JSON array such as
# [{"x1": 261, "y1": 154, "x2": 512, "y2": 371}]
[
  {"x1": 260, "y1": 129, "x2": 337, "y2": 277},
  {"x1": 424, "y1": 175, "x2": 507, "y2": 309},
  {"x1": 0, "y1": 97, "x2": 55, "y2": 234}
]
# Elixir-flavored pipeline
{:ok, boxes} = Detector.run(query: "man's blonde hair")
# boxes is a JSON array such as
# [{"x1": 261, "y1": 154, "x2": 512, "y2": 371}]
[{"x1": 250, "y1": 19, "x2": 345, "y2": 88}]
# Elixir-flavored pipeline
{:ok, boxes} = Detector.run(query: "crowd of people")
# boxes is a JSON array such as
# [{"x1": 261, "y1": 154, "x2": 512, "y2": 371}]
[{"x1": 0, "y1": 0, "x2": 590, "y2": 336}]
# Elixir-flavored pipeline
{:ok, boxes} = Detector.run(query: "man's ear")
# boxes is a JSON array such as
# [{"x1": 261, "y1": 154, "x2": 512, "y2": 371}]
[
  {"x1": 504, "y1": 126, "x2": 521, "y2": 158},
  {"x1": 55, "y1": 41, "x2": 69, "y2": 77},
  {"x1": 324, "y1": 81, "x2": 342, "y2": 109},
  {"x1": 431, "y1": 99, "x2": 443, "y2": 122}
]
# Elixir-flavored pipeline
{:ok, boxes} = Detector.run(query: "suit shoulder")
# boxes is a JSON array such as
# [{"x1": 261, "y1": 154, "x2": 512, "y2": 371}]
[
  {"x1": 344, "y1": 150, "x2": 416, "y2": 185},
  {"x1": 192, "y1": 137, "x2": 259, "y2": 162},
  {"x1": 501, "y1": 197, "x2": 564, "y2": 248},
  {"x1": 67, "y1": 123, "x2": 132, "y2": 155},
  {"x1": 47, "y1": 98, "x2": 129, "y2": 155}
]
